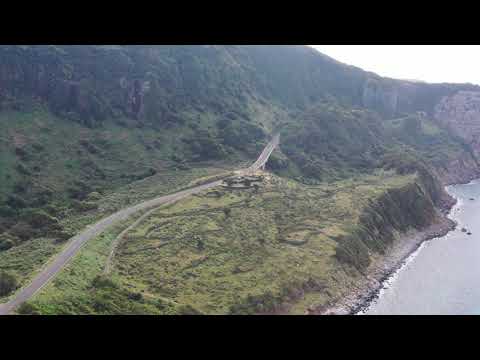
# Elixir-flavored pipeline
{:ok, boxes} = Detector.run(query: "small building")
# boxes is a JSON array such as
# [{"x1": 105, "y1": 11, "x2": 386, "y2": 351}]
[{"x1": 221, "y1": 175, "x2": 263, "y2": 189}]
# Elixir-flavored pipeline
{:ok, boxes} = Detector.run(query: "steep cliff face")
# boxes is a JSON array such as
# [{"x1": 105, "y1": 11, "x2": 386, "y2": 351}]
[
  {"x1": 3, "y1": 45, "x2": 480, "y2": 132},
  {"x1": 0, "y1": 46, "x2": 148, "y2": 125},
  {"x1": 434, "y1": 91, "x2": 480, "y2": 159},
  {"x1": 335, "y1": 172, "x2": 445, "y2": 272},
  {"x1": 362, "y1": 78, "x2": 399, "y2": 117},
  {"x1": 0, "y1": 45, "x2": 368, "y2": 124},
  {"x1": 2, "y1": 45, "x2": 480, "y2": 189},
  {"x1": 361, "y1": 76, "x2": 480, "y2": 118},
  {"x1": 3, "y1": 45, "x2": 480, "y2": 315},
  {"x1": 434, "y1": 151, "x2": 480, "y2": 185}
]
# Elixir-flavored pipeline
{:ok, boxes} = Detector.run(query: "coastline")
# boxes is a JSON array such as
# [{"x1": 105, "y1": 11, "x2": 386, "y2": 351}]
[{"x1": 315, "y1": 177, "x2": 477, "y2": 316}]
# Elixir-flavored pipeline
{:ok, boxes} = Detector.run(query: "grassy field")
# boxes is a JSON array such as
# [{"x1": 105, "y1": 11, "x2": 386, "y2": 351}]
[
  {"x1": 0, "y1": 165, "x2": 232, "y2": 302},
  {"x1": 2, "y1": 46, "x2": 478, "y2": 315},
  {"x1": 0, "y1": 107, "x2": 239, "y2": 201},
  {"x1": 0, "y1": 108, "x2": 244, "y2": 301},
  {"x1": 25, "y1": 170, "x2": 417, "y2": 314},
  {"x1": 1, "y1": 107, "x2": 455, "y2": 314}
]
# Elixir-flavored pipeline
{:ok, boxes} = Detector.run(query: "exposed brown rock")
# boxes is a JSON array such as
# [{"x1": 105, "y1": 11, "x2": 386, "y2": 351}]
[{"x1": 435, "y1": 91, "x2": 480, "y2": 159}]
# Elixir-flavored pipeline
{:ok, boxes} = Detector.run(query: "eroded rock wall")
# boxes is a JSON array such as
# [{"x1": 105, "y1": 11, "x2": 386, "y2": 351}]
[{"x1": 435, "y1": 91, "x2": 480, "y2": 159}]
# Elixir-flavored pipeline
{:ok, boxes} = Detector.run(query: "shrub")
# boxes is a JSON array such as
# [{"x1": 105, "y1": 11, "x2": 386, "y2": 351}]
[
  {"x1": 0, "y1": 205, "x2": 16, "y2": 218},
  {"x1": 86, "y1": 192, "x2": 102, "y2": 201},
  {"x1": 33, "y1": 188, "x2": 54, "y2": 205},
  {"x1": 17, "y1": 302, "x2": 40, "y2": 315},
  {"x1": 334, "y1": 233, "x2": 371, "y2": 271},
  {"x1": 0, "y1": 234, "x2": 16, "y2": 251},
  {"x1": 403, "y1": 115, "x2": 422, "y2": 136},
  {"x1": 0, "y1": 239, "x2": 15, "y2": 251},
  {"x1": 31, "y1": 143, "x2": 45, "y2": 152},
  {"x1": 79, "y1": 139, "x2": 101, "y2": 155},
  {"x1": 0, "y1": 271, "x2": 18, "y2": 296},
  {"x1": 189, "y1": 131, "x2": 227, "y2": 160},
  {"x1": 20, "y1": 208, "x2": 59, "y2": 228},
  {"x1": 72, "y1": 200, "x2": 98, "y2": 212},
  {"x1": 9, "y1": 222, "x2": 37, "y2": 241},
  {"x1": 177, "y1": 304, "x2": 203, "y2": 315},
  {"x1": 171, "y1": 154, "x2": 185, "y2": 163},
  {"x1": 16, "y1": 163, "x2": 31, "y2": 175},
  {"x1": 69, "y1": 180, "x2": 93, "y2": 200},
  {"x1": 43, "y1": 204, "x2": 63, "y2": 218},
  {"x1": 13, "y1": 181, "x2": 30, "y2": 194},
  {"x1": 142, "y1": 167, "x2": 157, "y2": 178},
  {"x1": 15, "y1": 146, "x2": 28, "y2": 159},
  {"x1": 91, "y1": 275, "x2": 117, "y2": 289},
  {"x1": 268, "y1": 154, "x2": 289, "y2": 171},
  {"x1": 127, "y1": 292, "x2": 143, "y2": 302},
  {"x1": 127, "y1": 167, "x2": 158, "y2": 182},
  {"x1": 229, "y1": 291, "x2": 280, "y2": 314},
  {"x1": 52, "y1": 230, "x2": 74, "y2": 243},
  {"x1": 6, "y1": 194, "x2": 27, "y2": 210},
  {"x1": 220, "y1": 121, "x2": 265, "y2": 151},
  {"x1": 223, "y1": 208, "x2": 232, "y2": 217}
]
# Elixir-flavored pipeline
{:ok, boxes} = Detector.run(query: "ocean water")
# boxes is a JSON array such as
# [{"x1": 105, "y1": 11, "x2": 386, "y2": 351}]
[{"x1": 360, "y1": 179, "x2": 480, "y2": 315}]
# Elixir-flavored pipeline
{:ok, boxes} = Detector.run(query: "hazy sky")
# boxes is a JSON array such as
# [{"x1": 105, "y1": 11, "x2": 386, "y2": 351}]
[{"x1": 310, "y1": 45, "x2": 480, "y2": 85}]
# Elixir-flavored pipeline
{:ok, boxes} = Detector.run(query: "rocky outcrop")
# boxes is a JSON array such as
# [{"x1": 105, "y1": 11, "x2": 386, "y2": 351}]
[
  {"x1": 435, "y1": 151, "x2": 480, "y2": 185},
  {"x1": 295, "y1": 172, "x2": 457, "y2": 315},
  {"x1": 3, "y1": 45, "x2": 480, "y2": 130},
  {"x1": 334, "y1": 177, "x2": 440, "y2": 272},
  {"x1": 0, "y1": 46, "x2": 164, "y2": 125},
  {"x1": 362, "y1": 78, "x2": 399, "y2": 117},
  {"x1": 318, "y1": 213, "x2": 456, "y2": 315},
  {"x1": 361, "y1": 76, "x2": 480, "y2": 119},
  {"x1": 435, "y1": 91, "x2": 480, "y2": 159}
]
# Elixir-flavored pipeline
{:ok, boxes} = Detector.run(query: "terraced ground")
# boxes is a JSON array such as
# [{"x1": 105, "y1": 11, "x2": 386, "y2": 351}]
[
  {"x1": 0, "y1": 148, "x2": 232, "y2": 307},
  {"x1": 0, "y1": 135, "x2": 278, "y2": 314},
  {"x1": 23, "y1": 170, "x2": 418, "y2": 315},
  {"x1": 2, "y1": 46, "x2": 479, "y2": 315}
]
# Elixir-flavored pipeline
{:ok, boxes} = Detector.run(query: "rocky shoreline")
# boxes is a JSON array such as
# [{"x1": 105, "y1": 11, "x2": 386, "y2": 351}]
[
  {"x1": 330, "y1": 216, "x2": 456, "y2": 315},
  {"x1": 318, "y1": 211, "x2": 457, "y2": 315},
  {"x1": 315, "y1": 176, "x2": 475, "y2": 316}
]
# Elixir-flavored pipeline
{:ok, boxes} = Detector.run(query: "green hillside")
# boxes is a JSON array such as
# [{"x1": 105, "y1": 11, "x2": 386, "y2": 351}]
[{"x1": 1, "y1": 45, "x2": 479, "y2": 314}]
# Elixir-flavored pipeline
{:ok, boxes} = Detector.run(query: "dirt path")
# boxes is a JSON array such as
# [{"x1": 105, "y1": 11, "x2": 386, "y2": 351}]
[
  {"x1": 0, "y1": 134, "x2": 280, "y2": 315},
  {"x1": 103, "y1": 198, "x2": 182, "y2": 275}
]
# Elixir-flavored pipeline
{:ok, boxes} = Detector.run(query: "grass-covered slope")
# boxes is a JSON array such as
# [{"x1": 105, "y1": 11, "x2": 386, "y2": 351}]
[
  {"x1": 23, "y1": 169, "x2": 442, "y2": 315},
  {"x1": 1, "y1": 45, "x2": 480, "y2": 313},
  {"x1": 272, "y1": 101, "x2": 479, "y2": 187},
  {"x1": 2, "y1": 45, "x2": 479, "y2": 124},
  {"x1": 0, "y1": 106, "x2": 249, "y2": 295}
]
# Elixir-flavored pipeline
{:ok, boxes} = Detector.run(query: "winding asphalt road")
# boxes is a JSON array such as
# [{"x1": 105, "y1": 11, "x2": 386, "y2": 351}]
[
  {"x1": 247, "y1": 133, "x2": 280, "y2": 173},
  {"x1": 0, "y1": 134, "x2": 280, "y2": 315}
]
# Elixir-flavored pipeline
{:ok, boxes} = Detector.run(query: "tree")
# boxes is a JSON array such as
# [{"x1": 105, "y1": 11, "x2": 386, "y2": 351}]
[
  {"x1": 91, "y1": 275, "x2": 117, "y2": 289},
  {"x1": 0, "y1": 271, "x2": 18, "y2": 296},
  {"x1": 403, "y1": 116, "x2": 422, "y2": 137},
  {"x1": 20, "y1": 208, "x2": 59, "y2": 228},
  {"x1": 17, "y1": 302, "x2": 40, "y2": 315},
  {"x1": 0, "y1": 234, "x2": 15, "y2": 251}
]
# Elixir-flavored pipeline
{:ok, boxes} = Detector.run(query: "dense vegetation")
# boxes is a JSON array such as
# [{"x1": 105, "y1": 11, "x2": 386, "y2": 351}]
[
  {"x1": 1, "y1": 45, "x2": 480, "y2": 312},
  {"x1": 27, "y1": 171, "x2": 425, "y2": 314}
]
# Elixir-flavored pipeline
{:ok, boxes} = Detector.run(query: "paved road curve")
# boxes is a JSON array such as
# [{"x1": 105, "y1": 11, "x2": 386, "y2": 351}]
[
  {"x1": 0, "y1": 134, "x2": 280, "y2": 315},
  {"x1": 247, "y1": 133, "x2": 280, "y2": 173}
]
